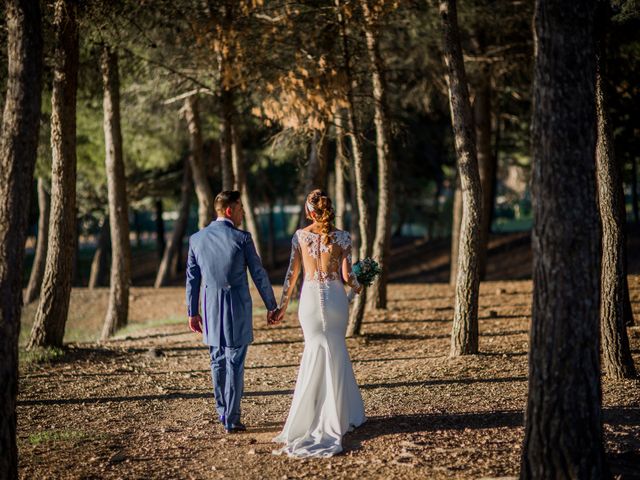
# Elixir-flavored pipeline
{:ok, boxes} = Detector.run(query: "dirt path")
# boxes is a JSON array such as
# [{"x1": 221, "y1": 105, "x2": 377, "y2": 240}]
[{"x1": 17, "y1": 278, "x2": 640, "y2": 479}]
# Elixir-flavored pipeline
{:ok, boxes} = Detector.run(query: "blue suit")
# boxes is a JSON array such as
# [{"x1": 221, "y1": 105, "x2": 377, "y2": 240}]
[{"x1": 186, "y1": 219, "x2": 276, "y2": 428}]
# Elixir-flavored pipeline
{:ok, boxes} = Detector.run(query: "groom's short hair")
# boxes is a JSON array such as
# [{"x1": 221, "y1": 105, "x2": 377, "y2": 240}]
[{"x1": 215, "y1": 190, "x2": 241, "y2": 213}]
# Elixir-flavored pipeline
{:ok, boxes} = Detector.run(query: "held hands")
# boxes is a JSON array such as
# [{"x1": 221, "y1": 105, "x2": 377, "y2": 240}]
[
  {"x1": 188, "y1": 315, "x2": 203, "y2": 334},
  {"x1": 267, "y1": 306, "x2": 285, "y2": 325}
]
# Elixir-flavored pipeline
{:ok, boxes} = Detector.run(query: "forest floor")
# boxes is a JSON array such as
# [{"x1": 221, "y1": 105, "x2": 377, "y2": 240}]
[{"x1": 17, "y1": 276, "x2": 640, "y2": 479}]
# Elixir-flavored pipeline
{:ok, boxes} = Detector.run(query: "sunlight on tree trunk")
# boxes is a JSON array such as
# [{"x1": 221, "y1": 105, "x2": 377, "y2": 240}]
[
  {"x1": 183, "y1": 95, "x2": 214, "y2": 229},
  {"x1": 28, "y1": 0, "x2": 78, "y2": 349},
  {"x1": 595, "y1": 25, "x2": 636, "y2": 379},
  {"x1": 336, "y1": 0, "x2": 371, "y2": 337},
  {"x1": 440, "y1": 0, "x2": 482, "y2": 356},
  {"x1": 100, "y1": 47, "x2": 132, "y2": 341},
  {"x1": 334, "y1": 111, "x2": 347, "y2": 231},
  {"x1": 362, "y1": 0, "x2": 393, "y2": 311},
  {"x1": 232, "y1": 121, "x2": 263, "y2": 258}
]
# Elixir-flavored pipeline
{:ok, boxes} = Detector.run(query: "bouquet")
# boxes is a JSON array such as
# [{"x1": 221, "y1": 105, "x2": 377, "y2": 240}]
[{"x1": 348, "y1": 257, "x2": 382, "y2": 302}]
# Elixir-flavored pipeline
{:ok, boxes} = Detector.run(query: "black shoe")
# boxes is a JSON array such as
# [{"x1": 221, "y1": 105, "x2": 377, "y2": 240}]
[{"x1": 225, "y1": 422, "x2": 247, "y2": 434}]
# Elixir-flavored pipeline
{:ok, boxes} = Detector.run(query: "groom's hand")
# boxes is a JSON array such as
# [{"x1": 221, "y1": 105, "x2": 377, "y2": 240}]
[
  {"x1": 267, "y1": 308, "x2": 281, "y2": 325},
  {"x1": 188, "y1": 315, "x2": 203, "y2": 333}
]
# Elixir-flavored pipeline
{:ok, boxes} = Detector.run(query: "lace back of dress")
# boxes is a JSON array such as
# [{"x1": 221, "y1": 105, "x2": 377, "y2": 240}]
[
  {"x1": 298, "y1": 230, "x2": 346, "y2": 331},
  {"x1": 299, "y1": 230, "x2": 348, "y2": 284}
]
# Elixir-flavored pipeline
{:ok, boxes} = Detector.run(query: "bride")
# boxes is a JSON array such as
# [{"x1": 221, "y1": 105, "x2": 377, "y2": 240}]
[{"x1": 272, "y1": 189, "x2": 366, "y2": 458}]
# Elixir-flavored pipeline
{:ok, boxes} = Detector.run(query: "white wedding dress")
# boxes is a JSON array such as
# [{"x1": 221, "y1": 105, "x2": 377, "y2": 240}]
[{"x1": 272, "y1": 229, "x2": 366, "y2": 458}]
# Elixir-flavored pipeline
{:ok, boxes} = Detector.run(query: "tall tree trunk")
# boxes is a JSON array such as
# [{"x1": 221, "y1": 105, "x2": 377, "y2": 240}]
[
  {"x1": 88, "y1": 217, "x2": 109, "y2": 289},
  {"x1": 231, "y1": 121, "x2": 263, "y2": 257},
  {"x1": 623, "y1": 276, "x2": 634, "y2": 326},
  {"x1": 440, "y1": 0, "x2": 482, "y2": 356},
  {"x1": 24, "y1": 178, "x2": 50, "y2": 304},
  {"x1": 0, "y1": 1, "x2": 42, "y2": 476},
  {"x1": 132, "y1": 209, "x2": 142, "y2": 248},
  {"x1": 336, "y1": 0, "x2": 371, "y2": 337},
  {"x1": 297, "y1": 130, "x2": 329, "y2": 228},
  {"x1": 183, "y1": 95, "x2": 214, "y2": 229},
  {"x1": 520, "y1": 0, "x2": 607, "y2": 477},
  {"x1": 595, "y1": 26, "x2": 636, "y2": 379},
  {"x1": 265, "y1": 199, "x2": 276, "y2": 269},
  {"x1": 155, "y1": 199, "x2": 165, "y2": 260},
  {"x1": 474, "y1": 69, "x2": 495, "y2": 281},
  {"x1": 219, "y1": 89, "x2": 235, "y2": 191},
  {"x1": 100, "y1": 47, "x2": 132, "y2": 340},
  {"x1": 155, "y1": 161, "x2": 192, "y2": 288},
  {"x1": 631, "y1": 157, "x2": 639, "y2": 226},
  {"x1": 349, "y1": 146, "x2": 361, "y2": 263},
  {"x1": 305, "y1": 129, "x2": 330, "y2": 193},
  {"x1": 362, "y1": 0, "x2": 393, "y2": 311},
  {"x1": 334, "y1": 112, "x2": 347, "y2": 231},
  {"x1": 71, "y1": 215, "x2": 81, "y2": 286},
  {"x1": 449, "y1": 178, "x2": 462, "y2": 286},
  {"x1": 28, "y1": 0, "x2": 78, "y2": 349}
]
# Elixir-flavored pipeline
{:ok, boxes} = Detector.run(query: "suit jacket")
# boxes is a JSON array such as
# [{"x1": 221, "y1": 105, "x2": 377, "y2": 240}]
[{"x1": 186, "y1": 220, "x2": 277, "y2": 347}]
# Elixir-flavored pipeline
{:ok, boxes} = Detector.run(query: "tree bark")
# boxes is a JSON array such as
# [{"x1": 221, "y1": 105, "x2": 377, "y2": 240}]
[
  {"x1": 88, "y1": 217, "x2": 109, "y2": 289},
  {"x1": 520, "y1": 0, "x2": 607, "y2": 477},
  {"x1": 155, "y1": 199, "x2": 165, "y2": 260},
  {"x1": 449, "y1": 177, "x2": 462, "y2": 286},
  {"x1": 0, "y1": 1, "x2": 42, "y2": 476},
  {"x1": 623, "y1": 276, "x2": 634, "y2": 326},
  {"x1": 219, "y1": 89, "x2": 235, "y2": 191},
  {"x1": 231, "y1": 121, "x2": 263, "y2": 258},
  {"x1": 334, "y1": 112, "x2": 347, "y2": 231},
  {"x1": 155, "y1": 161, "x2": 192, "y2": 288},
  {"x1": 440, "y1": 0, "x2": 482, "y2": 356},
  {"x1": 349, "y1": 145, "x2": 361, "y2": 263},
  {"x1": 265, "y1": 199, "x2": 276, "y2": 269},
  {"x1": 595, "y1": 30, "x2": 636, "y2": 379},
  {"x1": 183, "y1": 95, "x2": 214, "y2": 229},
  {"x1": 100, "y1": 47, "x2": 132, "y2": 340},
  {"x1": 336, "y1": 0, "x2": 371, "y2": 337},
  {"x1": 28, "y1": 0, "x2": 78, "y2": 350},
  {"x1": 362, "y1": 0, "x2": 393, "y2": 311},
  {"x1": 24, "y1": 178, "x2": 50, "y2": 304},
  {"x1": 631, "y1": 157, "x2": 639, "y2": 226},
  {"x1": 305, "y1": 129, "x2": 330, "y2": 193},
  {"x1": 132, "y1": 209, "x2": 142, "y2": 248},
  {"x1": 474, "y1": 69, "x2": 495, "y2": 281}
]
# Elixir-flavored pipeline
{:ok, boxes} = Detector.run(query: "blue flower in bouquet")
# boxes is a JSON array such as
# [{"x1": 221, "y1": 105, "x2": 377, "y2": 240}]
[{"x1": 352, "y1": 257, "x2": 382, "y2": 287}]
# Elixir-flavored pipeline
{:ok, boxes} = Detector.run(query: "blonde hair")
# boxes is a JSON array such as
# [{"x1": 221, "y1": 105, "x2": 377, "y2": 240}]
[{"x1": 306, "y1": 189, "x2": 335, "y2": 245}]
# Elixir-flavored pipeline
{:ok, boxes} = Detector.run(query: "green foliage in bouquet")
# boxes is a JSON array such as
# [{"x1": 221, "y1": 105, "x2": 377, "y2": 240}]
[{"x1": 352, "y1": 257, "x2": 382, "y2": 287}]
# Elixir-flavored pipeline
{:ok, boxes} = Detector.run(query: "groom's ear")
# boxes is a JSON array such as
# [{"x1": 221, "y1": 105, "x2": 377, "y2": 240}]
[{"x1": 225, "y1": 206, "x2": 232, "y2": 218}]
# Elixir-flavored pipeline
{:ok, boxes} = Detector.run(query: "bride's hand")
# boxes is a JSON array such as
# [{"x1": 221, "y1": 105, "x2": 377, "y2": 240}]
[{"x1": 354, "y1": 284, "x2": 363, "y2": 295}]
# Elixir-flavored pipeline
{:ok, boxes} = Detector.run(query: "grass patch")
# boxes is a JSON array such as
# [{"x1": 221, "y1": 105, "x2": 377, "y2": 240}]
[
  {"x1": 113, "y1": 315, "x2": 184, "y2": 338},
  {"x1": 28, "y1": 429, "x2": 102, "y2": 446},
  {"x1": 19, "y1": 346, "x2": 65, "y2": 367}
]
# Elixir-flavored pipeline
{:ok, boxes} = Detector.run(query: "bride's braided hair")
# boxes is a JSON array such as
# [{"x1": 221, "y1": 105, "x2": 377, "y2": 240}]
[{"x1": 306, "y1": 189, "x2": 335, "y2": 245}]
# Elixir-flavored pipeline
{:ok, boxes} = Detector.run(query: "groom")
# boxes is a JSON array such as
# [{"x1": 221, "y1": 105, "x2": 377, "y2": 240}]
[{"x1": 186, "y1": 190, "x2": 279, "y2": 433}]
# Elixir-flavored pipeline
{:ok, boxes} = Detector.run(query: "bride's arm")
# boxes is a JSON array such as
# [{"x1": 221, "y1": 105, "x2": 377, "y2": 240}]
[
  {"x1": 341, "y1": 233, "x2": 362, "y2": 293},
  {"x1": 279, "y1": 234, "x2": 302, "y2": 312}
]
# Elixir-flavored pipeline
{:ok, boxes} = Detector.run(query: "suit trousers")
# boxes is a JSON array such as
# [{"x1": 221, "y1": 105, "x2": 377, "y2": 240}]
[{"x1": 209, "y1": 344, "x2": 248, "y2": 428}]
